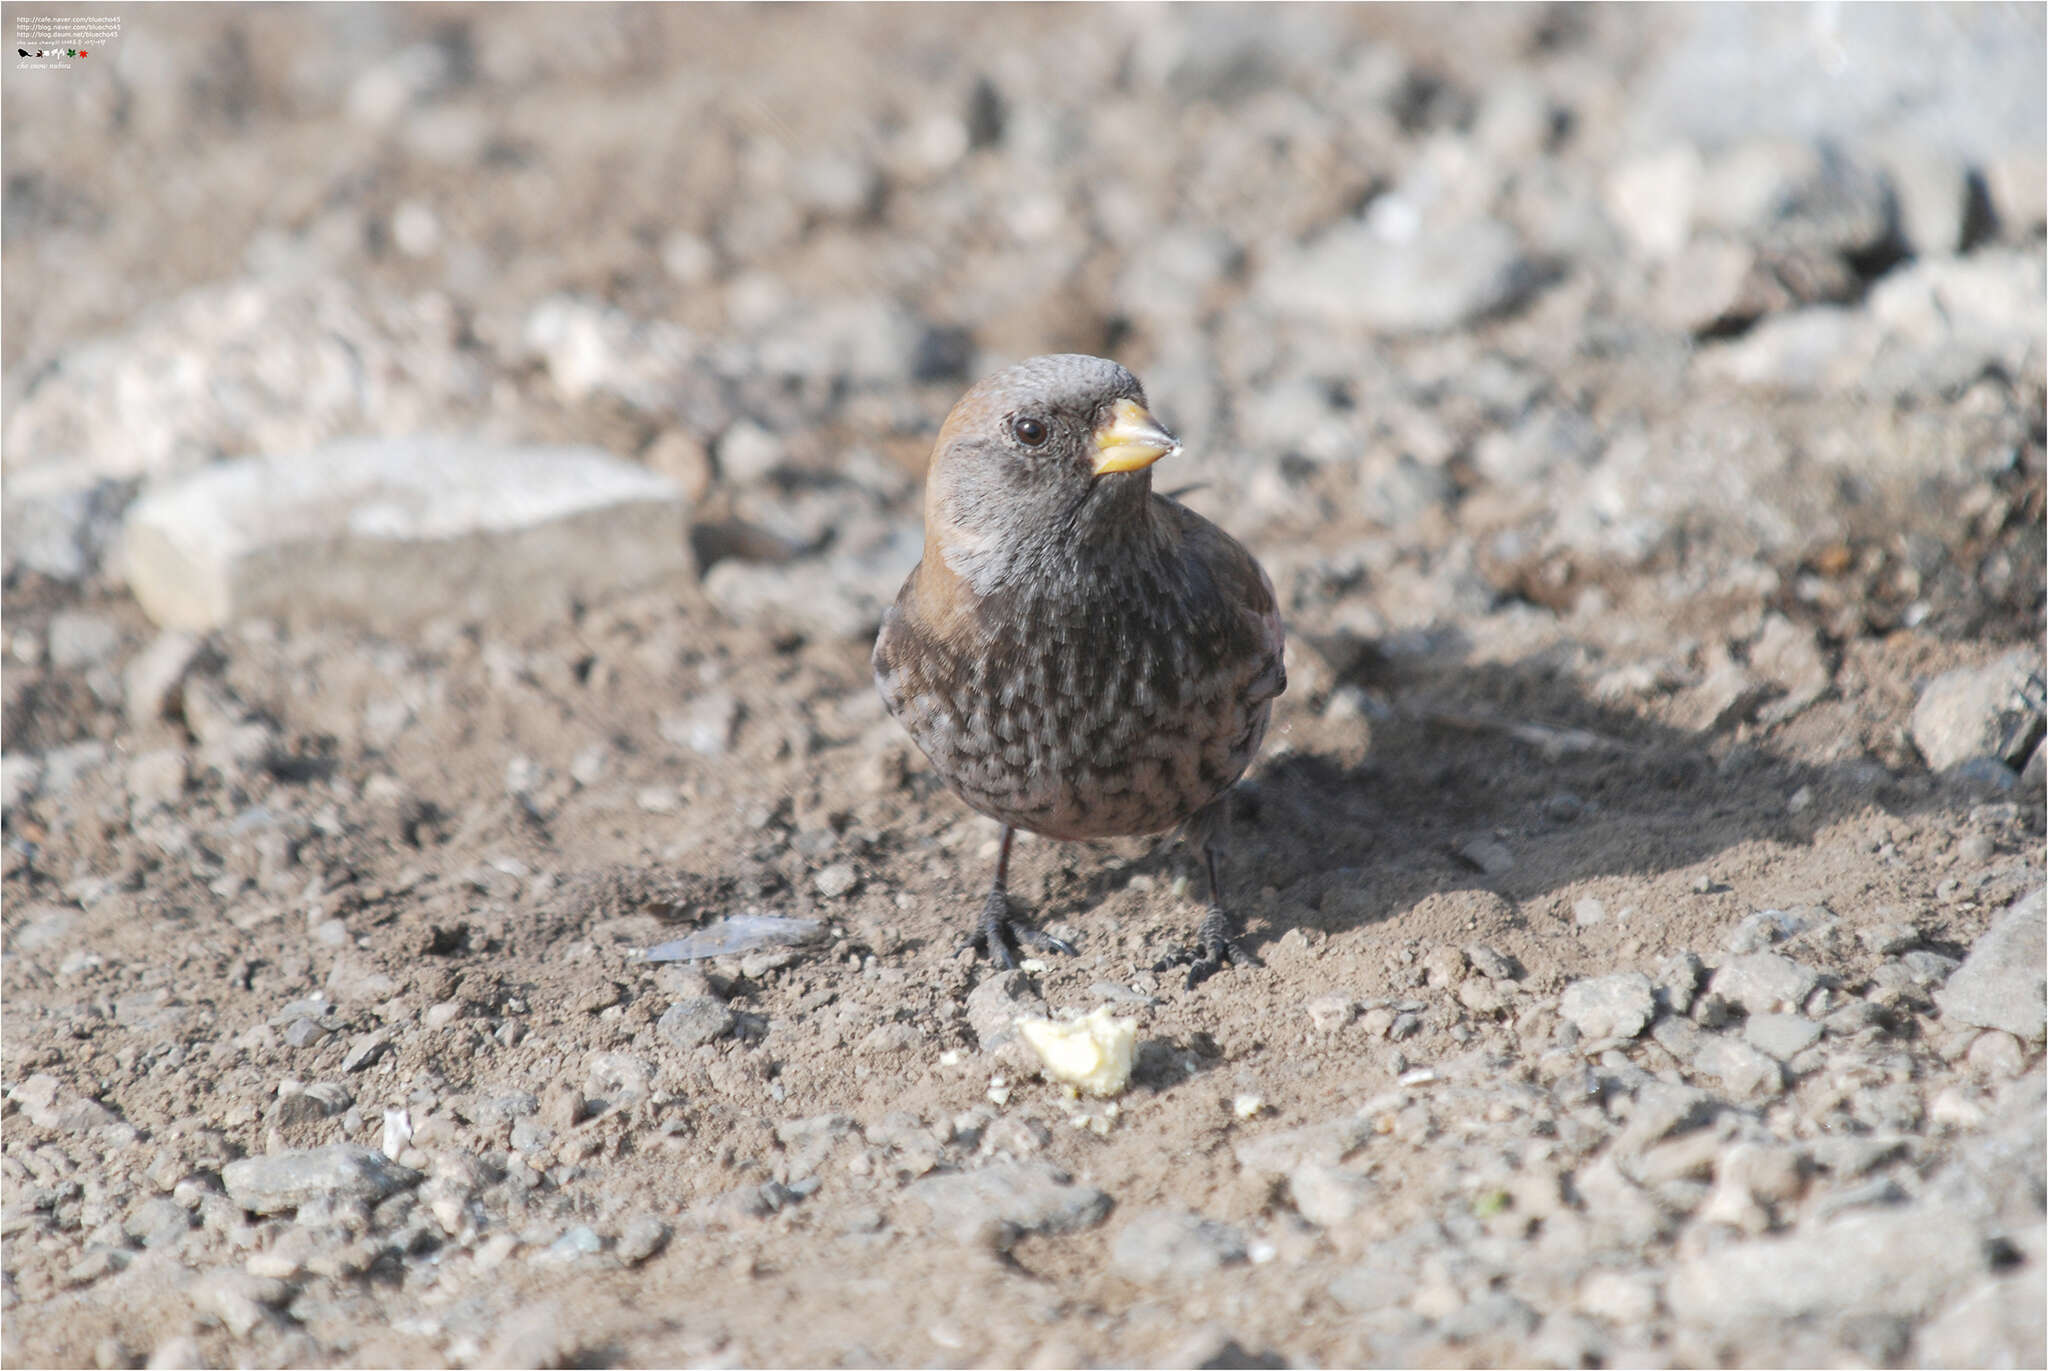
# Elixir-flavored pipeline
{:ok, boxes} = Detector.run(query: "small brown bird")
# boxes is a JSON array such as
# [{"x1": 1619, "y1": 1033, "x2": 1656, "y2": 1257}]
[{"x1": 873, "y1": 354, "x2": 1285, "y2": 986}]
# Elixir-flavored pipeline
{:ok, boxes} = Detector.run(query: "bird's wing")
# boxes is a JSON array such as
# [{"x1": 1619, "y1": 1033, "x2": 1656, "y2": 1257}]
[{"x1": 1165, "y1": 498, "x2": 1287, "y2": 708}]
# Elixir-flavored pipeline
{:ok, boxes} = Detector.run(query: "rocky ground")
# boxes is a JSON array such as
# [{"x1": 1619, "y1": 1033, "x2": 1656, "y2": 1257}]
[{"x1": 3, "y1": 5, "x2": 2045, "y2": 1368}]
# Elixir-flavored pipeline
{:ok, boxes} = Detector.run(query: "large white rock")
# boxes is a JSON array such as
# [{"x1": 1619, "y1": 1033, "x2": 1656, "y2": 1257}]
[{"x1": 122, "y1": 438, "x2": 689, "y2": 632}]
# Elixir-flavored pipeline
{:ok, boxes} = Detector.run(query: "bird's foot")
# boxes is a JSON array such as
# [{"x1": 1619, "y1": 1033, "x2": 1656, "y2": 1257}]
[
  {"x1": 973, "y1": 890, "x2": 1077, "y2": 970},
  {"x1": 1153, "y1": 906, "x2": 1262, "y2": 989}
]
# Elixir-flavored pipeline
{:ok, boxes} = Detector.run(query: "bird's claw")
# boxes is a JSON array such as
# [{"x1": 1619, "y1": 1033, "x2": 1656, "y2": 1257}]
[
  {"x1": 973, "y1": 891, "x2": 1076, "y2": 969},
  {"x1": 1153, "y1": 907, "x2": 1262, "y2": 989}
]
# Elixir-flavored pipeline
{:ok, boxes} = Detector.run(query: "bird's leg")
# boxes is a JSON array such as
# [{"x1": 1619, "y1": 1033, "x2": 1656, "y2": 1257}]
[
  {"x1": 1185, "y1": 839, "x2": 1262, "y2": 988},
  {"x1": 1154, "y1": 796, "x2": 1262, "y2": 989},
  {"x1": 973, "y1": 825, "x2": 1077, "y2": 969}
]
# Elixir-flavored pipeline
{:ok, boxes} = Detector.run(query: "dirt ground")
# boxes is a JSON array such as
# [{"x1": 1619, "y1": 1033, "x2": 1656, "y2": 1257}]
[{"x1": 3, "y1": 5, "x2": 2045, "y2": 1369}]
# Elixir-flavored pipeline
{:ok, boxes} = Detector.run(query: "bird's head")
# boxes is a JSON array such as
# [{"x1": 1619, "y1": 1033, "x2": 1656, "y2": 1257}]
[{"x1": 922, "y1": 353, "x2": 1180, "y2": 594}]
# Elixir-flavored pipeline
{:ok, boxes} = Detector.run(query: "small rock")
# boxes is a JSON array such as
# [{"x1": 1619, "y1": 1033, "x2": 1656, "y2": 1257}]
[
  {"x1": 1666, "y1": 1207, "x2": 1985, "y2": 1330},
  {"x1": 1877, "y1": 141, "x2": 1975, "y2": 257},
  {"x1": 659, "y1": 691, "x2": 741, "y2": 757},
  {"x1": 1694, "y1": 138, "x2": 1891, "y2": 257},
  {"x1": 2, "y1": 754, "x2": 44, "y2": 812},
  {"x1": 1725, "y1": 907, "x2": 1810, "y2": 954},
  {"x1": 1710, "y1": 953, "x2": 1820, "y2": 1016},
  {"x1": 1472, "y1": 405, "x2": 1603, "y2": 486},
  {"x1": 1578, "y1": 1269, "x2": 1660, "y2": 1324},
  {"x1": 1110, "y1": 1208, "x2": 1247, "y2": 1283},
  {"x1": 192, "y1": 1269, "x2": 289, "y2": 1338},
  {"x1": 1910, "y1": 651, "x2": 2045, "y2": 772},
  {"x1": 221, "y1": 1145, "x2": 420, "y2": 1215},
  {"x1": 861, "y1": 1022, "x2": 922, "y2": 1054},
  {"x1": 479, "y1": 1302, "x2": 569, "y2": 1371},
  {"x1": 146, "y1": 1336, "x2": 205, "y2": 1371},
  {"x1": 1915, "y1": 1270, "x2": 2048, "y2": 1369},
  {"x1": 1457, "y1": 837, "x2": 1516, "y2": 876},
  {"x1": 125, "y1": 749, "x2": 189, "y2": 811},
  {"x1": 1899, "y1": 949, "x2": 1961, "y2": 987},
  {"x1": 1859, "y1": 922, "x2": 1921, "y2": 956},
  {"x1": 1464, "y1": 945, "x2": 1521, "y2": 981},
  {"x1": 656, "y1": 997, "x2": 735, "y2": 1051},
  {"x1": 1692, "y1": 1036, "x2": 1784, "y2": 1099},
  {"x1": 1653, "y1": 952, "x2": 1705, "y2": 1017},
  {"x1": 340, "y1": 1032, "x2": 391, "y2": 1073},
  {"x1": 1288, "y1": 1162, "x2": 1373, "y2": 1228},
  {"x1": 1964, "y1": 1029, "x2": 2028, "y2": 1079},
  {"x1": 1935, "y1": 888, "x2": 2046, "y2": 1044},
  {"x1": 1327, "y1": 1259, "x2": 1420, "y2": 1315},
  {"x1": 1604, "y1": 143, "x2": 1702, "y2": 259},
  {"x1": 539, "y1": 1225, "x2": 605, "y2": 1262},
  {"x1": 125, "y1": 1196, "x2": 194, "y2": 1250},
  {"x1": 1258, "y1": 218, "x2": 1536, "y2": 334},
  {"x1": 1743, "y1": 1013, "x2": 1822, "y2": 1060},
  {"x1": 714, "y1": 419, "x2": 786, "y2": 485},
  {"x1": 1305, "y1": 994, "x2": 1356, "y2": 1032},
  {"x1": 2, "y1": 478, "x2": 132, "y2": 583},
  {"x1": 615, "y1": 1215, "x2": 670, "y2": 1266},
  {"x1": 47, "y1": 611, "x2": 123, "y2": 671},
  {"x1": 965, "y1": 970, "x2": 1049, "y2": 1068},
  {"x1": 1458, "y1": 978, "x2": 1511, "y2": 1016},
  {"x1": 905, "y1": 1160, "x2": 1111, "y2": 1243},
  {"x1": 122, "y1": 439, "x2": 691, "y2": 632},
  {"x1": 812, "y1": 862, "x2": 859, "y2": 899},
  {"x1": 1573, "y1": 898, "x2": 1608, "y2": 927},
  {"x1": 1232, "y1": 1117, "x2": 1372, "y2": 1179},
  {"x1": 1559, "y1": 973, "x2": 1657, "y2": 1041}
]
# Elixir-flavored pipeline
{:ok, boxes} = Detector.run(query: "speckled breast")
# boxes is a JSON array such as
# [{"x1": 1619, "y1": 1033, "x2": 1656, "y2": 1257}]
[{"x1": 875, "y1": 586, "x2": 1275, "y2": 841}]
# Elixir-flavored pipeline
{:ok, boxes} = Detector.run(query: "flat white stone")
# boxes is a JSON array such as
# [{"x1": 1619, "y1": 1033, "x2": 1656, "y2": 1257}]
[{"x1": 122, "y1": 438, "x2": 689, "y2": 632}]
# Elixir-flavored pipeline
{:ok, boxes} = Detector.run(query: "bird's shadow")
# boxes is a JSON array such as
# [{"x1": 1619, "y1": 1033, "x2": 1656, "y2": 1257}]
[{"x1": 1029, "y1": 634, "x2": 2023, "y2": 958}]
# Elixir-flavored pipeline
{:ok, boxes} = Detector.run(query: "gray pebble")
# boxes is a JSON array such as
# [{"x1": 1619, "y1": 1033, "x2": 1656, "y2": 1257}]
[
  {"x1": 1559, "y1": 973, "x2": 1656, "y2": 1041},
  {"x1": 1934, "y1": 888, "x2": 2046, "y2": 1044},
  {"x1": 1910, "y1": 651, "x2": 2044, "y2": 771},
  {"x1": 1653, "y1": 952, "x2": 1705, "y2": 1016},
  {"x1": 222, "y1": 1145, "x2": 420, "y2": 1216},
  {"x1": 124, "y1": 630, "x2": 203, "y2": 727},
  {"x1": 1743, "y1": 1013, "x2": 1822, "y2": 1060},
  {"x1": 125, "y1": 1196, "x2": 194, "y2": 1250},
  {"x1": 905, "y1": 1160, "x2": 1110, "y2": 1243},
  {"x1": 1464, "y1": 945, "x2": 1522, "y2": 981},
  {"x1": 1724, "y1": 908, "x2": 1807, "y2": 954},
  {"x1": 47, "y1": 611, "x2": 123, "y2": 671},
  {"x1": 1259, "y1": 218, "x2": 1536, "y2": 335},
  {"x1": 1709, "y1": 953, "x2": 1820, "y2": 1016},
  {"x1": 1109, "y1": 1208, "x2": 1247, "y2": 1283},
  {"x1": 965, "y1": 970, "x2": 1048, "y2": 1068},
  {"x1": 124, "y1": 749, "x2": 189, "y2": 812},
  {"x1": 615, "y1": 1215, "x2": 671, "y2": 1266},
  {"x1": 813, "y1": 862, "x2": 859, "y2": 899},
  {"x1": 1858, "y1": 922, "x2": 1921, "y2": 956},
  {"x1": 1691, "y1": 1036, "x2": 1783, "y2": 1099},
  {"x1": 1305, "y1": 993, "x2": 1356, "y2": 1032},
  {"x1": 539, "y1": 1225, "x2": 605, "y2": 1262},
  {"x1": 656, "y1": 997, "x2": 735, "y2": 1051},
  {"x1": 340, "y1": 1032, "x2": 391, "y2": 1073}
]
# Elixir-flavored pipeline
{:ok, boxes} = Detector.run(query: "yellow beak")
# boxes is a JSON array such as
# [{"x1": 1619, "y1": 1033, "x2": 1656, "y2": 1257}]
[{"x1": 1091, "y1": 398, "x2": 1181, "y2": 475}]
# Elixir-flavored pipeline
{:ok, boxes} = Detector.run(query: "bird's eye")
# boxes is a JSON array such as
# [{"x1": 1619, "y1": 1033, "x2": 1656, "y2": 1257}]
[{"x1": 1010, "y1": 416, "x2": 1048, "y2": 447}]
